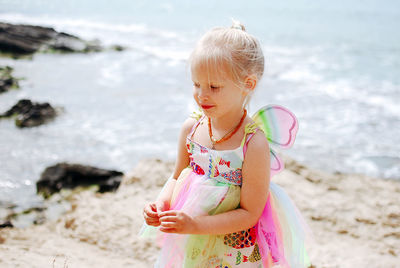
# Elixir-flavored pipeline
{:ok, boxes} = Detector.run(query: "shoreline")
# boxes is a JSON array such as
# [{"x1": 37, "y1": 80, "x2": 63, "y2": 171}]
[{"x1": 0, "y1": 157, "x2": 399, "y2": 267}]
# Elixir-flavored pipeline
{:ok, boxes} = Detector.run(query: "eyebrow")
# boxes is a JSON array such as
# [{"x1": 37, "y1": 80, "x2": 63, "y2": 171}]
[{"x1": 192, "y1": 81, "x2": 223, "y2": 86}]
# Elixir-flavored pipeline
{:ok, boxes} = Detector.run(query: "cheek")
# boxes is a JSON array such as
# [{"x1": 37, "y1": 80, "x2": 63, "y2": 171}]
[
  {"x1": 192, "y1": 87, "x2": 198, "y2": 98},
  {"x1": 192, "y1": 89, "x2": 200, "y2": 104},
  {"x1": 222, "y1": 93, "x2": 243, "y2": 109}
]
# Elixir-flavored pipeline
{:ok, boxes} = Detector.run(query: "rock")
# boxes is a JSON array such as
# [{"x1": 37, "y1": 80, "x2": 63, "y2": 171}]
[
  {"x1": 0, "y1": 99, "x2": 57, "y2": 127},
  {"x1": 110, "y1": 45, "x2": 126, "y2": 52},
  {"x1": 0, "y1": 66, "x2": 19, "y2": 93},
  {"x1": 37, "y1": 163, "x2": 123, "y2": 198},
  {"x1": 0, "y1": 201, "x2": 15, "y2": 227},
  {"x1": 0, "y1": 220, "x2": 13, "y2": 228},
  {"x1": 0, "y1": 22, "x2": 104, "y2": 56},
  {"x1": 33, "y1": 214, "x2": 46, "y2": 225}
]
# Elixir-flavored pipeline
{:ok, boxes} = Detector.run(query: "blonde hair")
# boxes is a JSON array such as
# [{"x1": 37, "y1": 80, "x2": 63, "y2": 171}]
[{"x1": 189, "y1": 21, "x2": 265, "y2": 88}]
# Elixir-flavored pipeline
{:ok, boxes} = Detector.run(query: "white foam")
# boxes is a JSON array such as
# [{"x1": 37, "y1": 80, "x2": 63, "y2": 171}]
[
  {"x1": 384, "y1": 166, "x2": 400, "y2": 179},
  {"x1": 0, "y1": 180, "x2": 19, "y2": 189},
  {"x1": 98, "y1": 62, "x2": 124, "y2": 87},
  {"x1": 363, "y1": 94, "x2": 400, "y2": 116},
  {"x1": 1, "y1": 12, "x2": 193, "y2": 68},
  {"x1": 321, "y1": 79, "x2": 400, "y2": 116},
  {"x1": 138, "y1": 45, "x2": 189, "y2": 61},
  {"x1": 264, "y1": 45, "x2": 305, "y2": 56},
  {"x1": 346, "y1": 156, "x2": 380, "y2": 178},
  {"x1": 278, "y1": 68, "x2": 322, "y2": 83},
  {"x1": 0, "y1": 13, "x2": 186, "y2": 44}
]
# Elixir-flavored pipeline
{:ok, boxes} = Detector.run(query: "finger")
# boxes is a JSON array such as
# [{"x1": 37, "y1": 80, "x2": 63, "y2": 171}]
[
  {"x1": 145, "y1": 218, "x2": 160, "y2": 224},
  {"x1": 159, "y1": 216, "x2": 177, "y2": 222},
  {"x1": 143, "y1": 212, "x2": 159, "y2": 224},
  {"x1": 147, "y1": 221, "x2": 161, "y2": 227},
  {"x1": 145, "y1": 211, "x2": 159, "y2": 218},
  {"x1": 150, "y1": 203, "x2": 158, "y2": 212},
  {"x1": 144, "y1": 216, "x2": 160, "y2": 223},
  {"x1": 160, "y1": 221, "x2": 176, "y2": 228},
  {"x1": 158, "y1": 210, "x2": 178, "y2": 217},
  {"x1": 144, "y1": 206, "x2": 159, "y2": 217},
  {"x1": 159, "y1": 226, "x2": 177, "y2": 233}
]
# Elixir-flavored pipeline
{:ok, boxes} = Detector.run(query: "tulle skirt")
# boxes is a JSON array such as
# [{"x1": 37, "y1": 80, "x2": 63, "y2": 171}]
[{"x1": 140, "y1": 167, "x2": 313, "y2": 267}]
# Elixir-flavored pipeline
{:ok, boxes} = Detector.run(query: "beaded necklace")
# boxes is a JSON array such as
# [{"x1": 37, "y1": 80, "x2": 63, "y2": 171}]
[{"x1": 208, "y1": 109, "x2": 247, "y2": 149}]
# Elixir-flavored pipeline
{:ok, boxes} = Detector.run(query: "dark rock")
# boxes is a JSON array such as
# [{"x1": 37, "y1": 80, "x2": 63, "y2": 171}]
[
  {"x1": 0, "y1": 220, "x2": 13, "y2": 228},
  {"x1": 22, "y1": 206, "x2": 46, "y2": 214},
  {"x1": 110, "y1": 45, "x2": 126, "y2": 52},
  {"x1": 37, "y1": 163, "x2": 123, "y2": 198},
  {"x1": 0, "y1": 99, "x2": 57, "y2": 127},
  {"x1": 33, "y1": 214, "x2": 46, "y2": 225},
  {"x1": 0, "y1": 66, "x2": 19, "y2": 94},
  {"x1": 0, "y1": 22, "x2": 104, "y2": 56},
  {"x1": 2, "y1": 206, "x2": 47, "y2": 228}
]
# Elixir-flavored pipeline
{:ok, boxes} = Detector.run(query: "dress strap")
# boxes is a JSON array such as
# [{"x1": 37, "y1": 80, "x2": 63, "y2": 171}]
[
  {"x1": 188, "y1": 114, "x2": 205, "y2": 139},
  {"x1": 241, "y1": 122, "x2": 260, "y2": 156}
]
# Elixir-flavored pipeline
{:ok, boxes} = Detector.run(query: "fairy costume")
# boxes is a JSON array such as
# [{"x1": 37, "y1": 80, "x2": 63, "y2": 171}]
[{"x1": 141, "y1": 105, "x2": 313, "y2": 268}]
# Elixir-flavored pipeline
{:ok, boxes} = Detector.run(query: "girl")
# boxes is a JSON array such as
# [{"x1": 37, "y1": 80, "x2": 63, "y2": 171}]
[{"x1": 142, "y1": 21, "x2": 312, "y2": 267}]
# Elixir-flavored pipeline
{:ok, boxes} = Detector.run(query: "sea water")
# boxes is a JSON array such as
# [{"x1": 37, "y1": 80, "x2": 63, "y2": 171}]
[{"x1": 0, "y1": 0, "x2": 399, "y2": 210}]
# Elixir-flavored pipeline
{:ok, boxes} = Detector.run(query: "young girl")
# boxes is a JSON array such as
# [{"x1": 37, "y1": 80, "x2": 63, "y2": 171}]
[{"x1": 142, "y1": 21, "x2": 312, "y2": 267}]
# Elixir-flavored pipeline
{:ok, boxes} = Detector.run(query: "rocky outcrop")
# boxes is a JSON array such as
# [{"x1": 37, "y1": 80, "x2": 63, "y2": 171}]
[
  {"x1": 0, "y1": 66, "x2": 19, "y2": 93},
  {"x1": 0, "y1": 220, "x2": 13, "y2": 228},
  {"x1": 0, "y1": 99, "x2": 57, "y2": 127},
  {"x1": 37, "y1": 163, "x2": 123, "y2": 198},
  {"x1": 0, "y1": 22, "x2": 103, "y2": 56}
]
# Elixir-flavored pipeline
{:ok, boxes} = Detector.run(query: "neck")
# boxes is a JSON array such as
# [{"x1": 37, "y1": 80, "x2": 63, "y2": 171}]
[{"x1": 210, "y1": 107, "x2": 246, "y2": 132}]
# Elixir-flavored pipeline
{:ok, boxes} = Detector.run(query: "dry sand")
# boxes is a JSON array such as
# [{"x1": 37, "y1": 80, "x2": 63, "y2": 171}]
[{"x1": 0, "y1": 158, "x2": 399, "y2": 268}]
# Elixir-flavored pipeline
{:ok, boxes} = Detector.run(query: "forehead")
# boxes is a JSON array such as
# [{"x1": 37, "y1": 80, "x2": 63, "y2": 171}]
[{"x1": 191, "y1": 61, "x2": 231, "y2": 83}]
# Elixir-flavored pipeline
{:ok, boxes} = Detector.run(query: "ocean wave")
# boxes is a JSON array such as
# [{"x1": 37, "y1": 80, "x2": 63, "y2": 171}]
[
  {"x1": 321, "y1": 80, "x2": 400, "y2": 116},
  {"x1": 0, "y1": 12, "x2": 191, "y2": 58}
]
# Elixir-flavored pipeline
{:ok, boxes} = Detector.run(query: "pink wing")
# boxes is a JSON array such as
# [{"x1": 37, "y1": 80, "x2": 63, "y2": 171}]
[
  {"x1": 252, "y1": 105, "x2": 299, "y2": 176},
  {"x1": 270, "y1": 150, "x2": 284, "y2": 177},
  {"x1": 252, "y1": 105, "x2": 298, "y2": 149}
]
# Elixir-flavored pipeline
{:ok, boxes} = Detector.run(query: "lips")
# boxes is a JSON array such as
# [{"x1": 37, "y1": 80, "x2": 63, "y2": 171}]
[{"x1": 200, "y1": 104, "x2": 214, "y2": 110}]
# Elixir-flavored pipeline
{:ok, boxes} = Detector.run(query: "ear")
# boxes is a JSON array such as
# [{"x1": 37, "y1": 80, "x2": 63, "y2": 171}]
[{"x1": 242, "y1": 74, "x2": 257, "y2": 95}]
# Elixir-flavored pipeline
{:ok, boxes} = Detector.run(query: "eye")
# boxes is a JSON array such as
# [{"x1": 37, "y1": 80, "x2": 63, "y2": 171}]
[
  {"x1": 193, "y1": 82, "x2": 200, "y2": 88},
  {"x1": 210, "y1": 85, "x2": 221, "y2": 91}
]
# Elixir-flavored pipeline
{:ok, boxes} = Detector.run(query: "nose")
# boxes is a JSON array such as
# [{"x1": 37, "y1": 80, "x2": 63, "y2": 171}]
[{"x1": 195, "y1": 86, "x2": 209, "y2": 101}]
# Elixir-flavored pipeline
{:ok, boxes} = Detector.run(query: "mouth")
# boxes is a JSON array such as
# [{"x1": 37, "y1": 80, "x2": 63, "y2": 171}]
[{"x1": 200, "y1": 104, "x2": 215, "y2": 110}]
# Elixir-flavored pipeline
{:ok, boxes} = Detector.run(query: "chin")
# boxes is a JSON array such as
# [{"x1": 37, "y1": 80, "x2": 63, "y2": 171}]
[{"x1": 201, "y1": 109, "x2": 215, "y2": 116}]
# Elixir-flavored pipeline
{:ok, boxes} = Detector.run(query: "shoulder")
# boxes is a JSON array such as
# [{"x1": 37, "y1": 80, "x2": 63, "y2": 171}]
[
  {"x1": 180, "y1": 116, "x2": 199, "y2": 137},
  {"x1": 244, "y1": 129, "x2": 270, "y2": 159},
  {"x1": 242, "y1": 129, "x2": 270, "y2": 182}
]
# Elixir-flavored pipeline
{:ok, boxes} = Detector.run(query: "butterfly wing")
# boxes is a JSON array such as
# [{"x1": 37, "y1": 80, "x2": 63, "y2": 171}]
[
  {"x1": 252, "y1": 105, "x2": 299, "y2": 176},
  {"x1": 252, "y1": 105, "x2": 299, "y2": 148},
  {"x1": 270, "y1": 149, "x2": 284, "y2": 177}
]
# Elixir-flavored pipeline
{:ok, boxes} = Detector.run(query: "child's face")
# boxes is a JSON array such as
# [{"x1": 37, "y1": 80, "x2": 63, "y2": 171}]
[{"x1": 191, "y1": 64, "x2": 247, "y2": 119}]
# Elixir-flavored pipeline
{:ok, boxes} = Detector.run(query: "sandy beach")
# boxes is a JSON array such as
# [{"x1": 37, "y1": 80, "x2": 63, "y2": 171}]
[{"x1": 0, "y1": 157, "x2": 399, "y2": 268}]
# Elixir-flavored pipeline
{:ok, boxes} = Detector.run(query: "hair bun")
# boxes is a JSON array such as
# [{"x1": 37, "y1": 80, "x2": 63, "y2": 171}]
[{"x1": 230, "y1": 19, "x2": 246, "y2": 31}]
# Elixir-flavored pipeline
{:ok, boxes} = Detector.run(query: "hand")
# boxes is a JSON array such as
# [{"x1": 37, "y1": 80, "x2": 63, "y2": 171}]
[
  {"x1": 143, "y1": 203, "x2": 160, "y2": 226},
  {"x1": 143, "y1": 200, "x2": 170, "y2": 227},
  {"x1": 158, "y1": 210, "x2": 198, "y2": 234}
]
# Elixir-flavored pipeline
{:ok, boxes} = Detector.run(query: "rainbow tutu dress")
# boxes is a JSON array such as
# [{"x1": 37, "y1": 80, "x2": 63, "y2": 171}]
[{"x1": 141, "y1": 105, "x2": 313, "y2": 267}]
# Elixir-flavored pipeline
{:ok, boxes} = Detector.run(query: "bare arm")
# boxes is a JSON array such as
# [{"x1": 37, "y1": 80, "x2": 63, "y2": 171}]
[
  {"x1": 156, "y1": 117, "x2": 196, "y2": 203},
  {"x1": 159, "y1": 130, "x2": 271, "y2": 234},
  {"x1": 143, "y1": 117, "x2": 196, "y2": 225}
]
